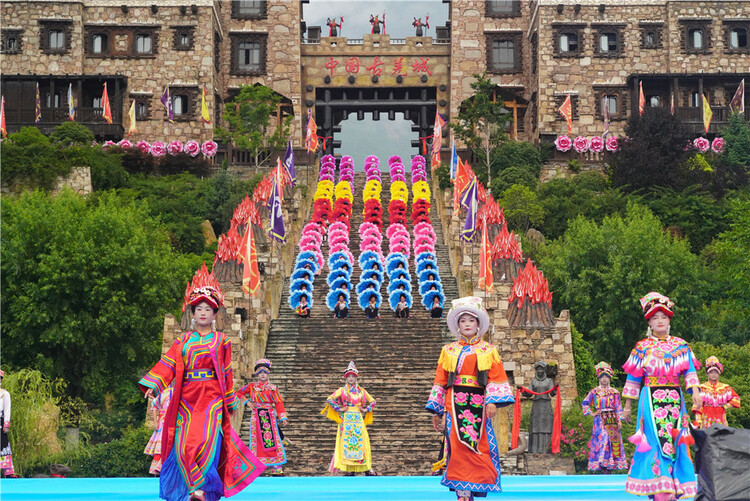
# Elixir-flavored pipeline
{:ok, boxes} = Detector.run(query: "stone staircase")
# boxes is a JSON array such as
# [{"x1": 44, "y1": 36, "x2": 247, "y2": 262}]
[{"x1": 240, "y1": 167, "x2": 459, "y2": 476}]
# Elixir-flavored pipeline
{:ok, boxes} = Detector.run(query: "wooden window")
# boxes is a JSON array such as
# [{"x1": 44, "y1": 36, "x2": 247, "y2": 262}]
[
  {"x1": 594, "y1": 88, "x2": 628, "y2": 120},
  {"x1": 39, "y1": 21, "x2": 72, "y2": 54},
  {"x1": 554, "y1": 95, "x2": 579, "y2": 121},
  {"x1": 593, "y1": 25, "x2": 624, "y2": 57},
  {"x1": 92, "y1": 33, "x2": 108, "y2": 54},
  {"x1": 232, "y1": 0, "x2": 267, "y2": 20},
  {"x1": 486, "y1": 0, "x2": 521, "y2": 18},
  {"x1": 173, "y1": 95, "x2": 189, "y2": 116},
  {"x1": 554, "y1": 25, "x2": 584, "y2": 57},
  {"x1": 640, "y1": 23, "x2": 663, "y2": 49},
  {"x1": 134, "y1": 99, "x2": 150, "y2": 120},
  {"x1": 724, "y1": 21, "x2": 750, "y2": 53},
  {"x1": 680, "y1": 20, "x2": 712, "y2": 54},
  {"x1": 173, "y1": 26, "x2": 195, "y2": 51},
  {"x1": 1, "y1": 29, "x2": 23, "y2": 54},
  {"x1": 230, "y1": 33, "x2": 267, "y2": 75},
  {"x1": 135, "y1": 33, "x2": 153, "y2": 54},
  {"x1": 169, "y1": 87, "x2": 198, "y2": 120},
  {"x1": 486, "y1": 33, "x2": 522, "y2": 74},
  {"x1": 689, "y1": 91, "x2": 701, "y2": 107}
]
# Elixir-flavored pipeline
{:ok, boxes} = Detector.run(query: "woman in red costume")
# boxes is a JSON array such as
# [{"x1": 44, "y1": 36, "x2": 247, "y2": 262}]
[
  {"x1": 139, "y1": 285, "x2": 265, "y2": 501},
  {"x1": 236, "y1": 359, "x2": 288, "y2": 475},
  {"x1": 425, "y1": 297, "x2": 514, "y2": 501},
  {"x1": 693, "y1": 356, "x2": 740, "y2": 428}
]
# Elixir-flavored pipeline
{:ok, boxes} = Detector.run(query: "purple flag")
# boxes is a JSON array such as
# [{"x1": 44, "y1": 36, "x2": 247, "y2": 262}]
[
  {"x1": 160, "y1": 85, "x2": 174, "y2": 123},
  {"x1": 729, "y1": 79, "x2": 745, "y2": 115},
  {"x1": 268, "y1": 174, "x2": 286, "y2": 243},
  {"x1": 283, "y1": 139, "x2": 296, "y2": 187},
  {"x1": 460, "y1": 177, "x2": 478, "y2": 242}
]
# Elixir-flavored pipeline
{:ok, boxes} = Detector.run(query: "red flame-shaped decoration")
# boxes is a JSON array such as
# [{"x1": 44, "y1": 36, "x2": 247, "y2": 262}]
[
  {"x1": 182, "y1": 262, "x2": 223, "y2": 311},
  {"x1": 215, "y1": 225, "x2": 242, "y2": 264},
  {"x1": 478, "y1": 195, "x2": 505, "y2": 226},
  {"x1": 509, "y1": 260, "x2": 553, "y2": 307},
  {"x1": 491, "y1": 222, "x2": 523, "y2": 263}
]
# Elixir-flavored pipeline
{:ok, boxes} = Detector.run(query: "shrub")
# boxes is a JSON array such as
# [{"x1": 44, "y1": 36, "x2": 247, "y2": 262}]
[
  {"x1": 490, "y1": 165, "x2": 538, "y2": 194},
  {"x1": 0, "y1": 127, "x2": 73, "y2": 190},
  {"x1": 49, "y1": 122, "x2": 95, "y2": 146}
]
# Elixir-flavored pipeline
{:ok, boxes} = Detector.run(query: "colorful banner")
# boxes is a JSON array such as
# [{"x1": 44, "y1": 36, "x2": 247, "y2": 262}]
[
  {"x1": 238, "y1": 220, "x2": 261, "y2": 296},
  {"x1": 450, "y1": 136, "x2": 458, "y2": 182},
  {"x1": 283, "y1": 139, "x2": 295, "y2": 187},
  {"x1": 160, "y1": 85, "x2": 174, "y2": 123},
  {"x1": 558, "y1": 94, "x2": 572, "y2": 134},
  {"x1": 729, "y1": 79, "x2": 745, "y2": 115},
  {"x1": 0, "y1": 96, "x2": 6, "y2": 138},
  {"x1": 35, "y1": 82, "x2": 42, "y2": 124},
  {"x1": 638, "y1": 81, "x2": 645, "y2": 116},
  {"x1": 101, "y1": 82, "x2": 113, "y2": 124},
  {"x1": 305, "y1": 109, "x2": 319, "y2": 153},
  {"x1": 702, "y1": 94, "x2": 713, "y2": 134},
  {"x1": 67, "y1": 83, "x2": 75, "y2": 121},
  {"x1": 460, "y1": 176, "x2": 478, "y2": 242},
  {"x1": 201, "y1": 85, "x2": 211, "y2": 124},
  {"x1": 478, "y1": 217, "x2": 493, "y2": 293},
  {"x1": 431, "y1": 112, "x2": 445, "y2": 171},
  {"x1": 127, "y1": 99, "x2": 137, "y2": 137}
]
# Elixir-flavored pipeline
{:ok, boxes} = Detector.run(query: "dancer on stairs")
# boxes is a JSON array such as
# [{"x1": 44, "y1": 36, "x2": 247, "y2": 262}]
[
  {"x1": 426, "y1": 297, "x2": 514, "y2": 501},
  {"x1": 322, "y1": 362, "x2": 378, "y2": 476},
  {"x1": 237, "y1": 359, "x2": 288, "y2": 476}
]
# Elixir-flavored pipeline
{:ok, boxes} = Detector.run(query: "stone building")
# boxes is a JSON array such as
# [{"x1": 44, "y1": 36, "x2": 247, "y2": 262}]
[{"x1": 2, "y1": 0, "x2": 748, "y2": 154}]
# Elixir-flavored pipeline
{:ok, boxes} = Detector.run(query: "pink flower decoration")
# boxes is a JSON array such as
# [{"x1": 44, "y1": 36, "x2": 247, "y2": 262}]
[
  {"x1": 454, "y1": 392, "x2": 468, "y2": 404},
  {"x1": 201, "y1": 140, "x2": 218, "y2": 157},
  {"x1": 117, "y1": 139, "x2": 132, "y2": 149},
  {"x1": 573, "y1": 136, "x2": 589, "y2": 153},
  {"x1": 102, "y1": 140, "x2": 116, "y2": 149},
  {"x1": 167, "y1": 140, "x2": 184, "y2": 155},
  {"x1": 470, "y1": 394, "x2": 484, "y2": 406},
  {"x1": 136, "y1": 140, "x2": 151, "y2": 153},
  {"x1": 605, "y1": 135, "x2": 619, "y2": 152},
  {"x1": 150, "y1": 141, "x2": 166, "y2": 157},
  {"x1": 693, "y1": 137, "x2": 710, "y2": 153},
  {"x1": 589, "y1": 136, "x2": 604, "y2": 153},
  {"x1": 555, "y1": 135, "x2": 572, "y2": 152},
  {"x1": 711, "y1": 137, "x2": 724, "y2": 154},
  {"x1": 184, "y1": 140, "x2": 200, "y2": 157}
]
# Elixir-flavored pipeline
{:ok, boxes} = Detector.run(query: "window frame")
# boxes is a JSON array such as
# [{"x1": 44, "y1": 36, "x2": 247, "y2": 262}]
[
  {"x1": 1, "y1": 29, "x2": 23, "y2": 54},
  {"x1": 553, "y1": 24, "x2": 585, "y2": 58},
  {"x1": 230, "y1": 33, "x2": 268, "y2": 75},
  {"x1": 39, "y1": 20, "x2": 72, "y2": 54},
  {"x1": 172, "y1": 26, "x2": 195, "y2": 51},
  {"x1": 485, "y1": 0, "x2": 522, "y2": 19},
  {"x1": 640, "y1": 23, "x2": 664, "y2": 49},
  {"x1": 91, "y1": 33, "x2": 109, "y2": 55},
  {"x1": 680, "y1": 20, "x2": 712, "y2": 54},
  {"x1": 486, "y1": 33, "x2": 522, "y2": 74},
  {"x1": 593, "y1": 88, "x2": 628, "y2": 121},
  {"x1": 231, "y1": 0, "x2": 268, "y2": 20},
  {"x1": 168, "y1": 86, "x2": 198, "y2": 121},
  {"x1": 134, "y1": 32, "x2": 154, "y2": 55},
  {"x1": 724, "y1": 21, "x2": 750, "y2": 54},
  {"x1": 593, "y1": 25, "x2": 624, "y2": 58}
]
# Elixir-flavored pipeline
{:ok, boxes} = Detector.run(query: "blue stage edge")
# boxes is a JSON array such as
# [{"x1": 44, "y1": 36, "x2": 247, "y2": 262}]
[{"x1": 0, "y1": 475, "x2": 693, "y2": 501}]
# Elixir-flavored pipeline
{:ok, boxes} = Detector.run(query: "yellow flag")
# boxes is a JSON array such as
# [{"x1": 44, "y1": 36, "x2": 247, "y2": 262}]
[
  {"x1": 201, "y1": 86, "x2": 211, "y2": 124},
  {"x1": 702, "y1": 94, "x2": 712, "y2": 134},
  {"x1": 127, "y1": 99, "x2": 137, "y2": 137}
]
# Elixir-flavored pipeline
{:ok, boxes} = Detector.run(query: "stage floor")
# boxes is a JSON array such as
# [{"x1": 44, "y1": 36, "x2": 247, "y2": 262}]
[{"x1": 0, "y1": 474, "x2": 691, "y2": 501}]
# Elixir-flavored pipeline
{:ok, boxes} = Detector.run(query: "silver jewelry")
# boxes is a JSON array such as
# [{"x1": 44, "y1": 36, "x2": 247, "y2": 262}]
[{"x1": 212, "y1": 319, "x2": 217, "y2": 331}]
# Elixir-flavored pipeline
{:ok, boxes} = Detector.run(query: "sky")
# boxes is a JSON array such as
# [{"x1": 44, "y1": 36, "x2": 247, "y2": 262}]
[{"x1": 303, "y1": 1, "x2": 450, "y2": 168}]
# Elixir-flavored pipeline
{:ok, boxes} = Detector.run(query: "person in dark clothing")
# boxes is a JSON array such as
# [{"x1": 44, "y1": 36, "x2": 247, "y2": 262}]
[
  {"x1": 430, "y1": 296, "x2": 443, "y2": 318},
  {"x1": 334, "y1": 293, "x2": 349, "y2": 318},
  {"x1": 365, "y1": 295, "x2": 379, "y2": 319},
  {"x1": 395, "y1": 294, "x2": 409, "y2": 318}
]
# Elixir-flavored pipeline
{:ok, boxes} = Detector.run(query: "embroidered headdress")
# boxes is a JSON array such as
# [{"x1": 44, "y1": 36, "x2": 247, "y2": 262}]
[
  {"x1": 705, "y1": 356, "x2": 723, "y2": 374},
  {"x1": 595, "y1": 361, "x2": 614, "y2": 379},
  {"x1": 344, "y1": 361, "x2": 359, "y2": 378},
  {"x1": 254, "y1": 358, "x2": 272, "y2": 375},
  {"x1": 446, "y1": 296, "x2": 490, "y2": 336},
  {"x1": 639, "y1": 291, "x2": 674, "y2": 319},
  {"x1": 189, "y1": 286, "x2": 224, "y2": 310}
]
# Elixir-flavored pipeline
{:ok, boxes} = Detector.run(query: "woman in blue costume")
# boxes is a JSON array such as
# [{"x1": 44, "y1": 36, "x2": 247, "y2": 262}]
[{"x1": 622, "y1": 292, "x2": 702, "y2": 501}]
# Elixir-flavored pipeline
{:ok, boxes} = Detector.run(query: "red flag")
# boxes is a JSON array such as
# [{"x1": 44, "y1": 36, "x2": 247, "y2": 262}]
[
  {"x1": 453, "y1": 159, "x2": 473, "y2": 209},
  {"x1": 238, "y1": 221, "x2": 261, "y2": 297},
  {"x1": 431, "y1": 112, "x2": 445, "y2": 171},
  {"x1": 0, "y1": 96, "x2": 6, "y2": 138},
  {"x1": 557, "y1": 94, "x2": 573, "y2": 134},
  {"x1": 670, "y1": 93, "x2": 675, "y2": 115},
  {"x1": 305, "y1": 109, "x2": 319, "y2": 153},
  {"x1": 478, "y1": 217, "x2": 493, "y2": 293},
  {"x1": 102, "y1": 83, "x2": 113, "y2": 124},
  {"x1": 638, "y1": 81, "x2": 645, "y2": 116}
]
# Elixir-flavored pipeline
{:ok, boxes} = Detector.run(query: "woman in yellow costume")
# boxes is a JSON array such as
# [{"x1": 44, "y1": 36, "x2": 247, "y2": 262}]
[{"x1": 322, "y1": 361, "x2": 378, "y2": 476}]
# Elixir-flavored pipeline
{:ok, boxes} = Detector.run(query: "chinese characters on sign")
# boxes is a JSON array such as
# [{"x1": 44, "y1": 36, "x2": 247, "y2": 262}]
[{"x1": 321, "y1": 57, "x2": 432, "y2": 78}]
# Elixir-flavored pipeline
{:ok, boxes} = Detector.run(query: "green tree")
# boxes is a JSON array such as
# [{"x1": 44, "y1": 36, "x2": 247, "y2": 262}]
[
  {"x1": 215, "y1": 84, "x2": 292, "y2": 170},
  {"x1": 49, "y1": 121, "x2": 95, "y2": 146},
  {"x1": 490, "y1": 165, "x2": 538, "y2": 194},
  {"x1": 609, "y1": 108, "x2": 695, "y2": 192},
  {"x1": 1, "y1": 190, "x2": 194, "y2": 407},
  {"x1": 721, "y1": 113, "x2": 750, "y2": 173},
  {"x1": 490, "y1": 140, "x2": 545, "y2": 180},
  {"x1": 498, "y1": 184, "x2": 544, "y2": 233},
  {"x1": 538, "y1": 203, "x2": 707, "y2": 365},
  {"x1": 0, "y1": 127, "x2": 73, "y2": 190},
  {"x1": 1, "y1": 369, "x2": 65, "y2": 477},
  {"x1": 450, "y1": 73, "x2": 512, "y2": 189}
]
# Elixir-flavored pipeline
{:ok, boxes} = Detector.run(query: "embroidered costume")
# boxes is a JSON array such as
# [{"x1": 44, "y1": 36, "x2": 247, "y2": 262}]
[
  {"x1": 582, "y1": 362, "x2": 628, "y2": 472},
  {"x1": 694, "y1": 356, "x2": 740, "y2": 429},
  {"x1": 145, "y1": 384, "x2": 174, "y2": 475},
  {"x1": 426, "y1": 297, "x2": 514, "y2": 501},
  {"x1": 321, "y1": 362, "x2": 377, "y2": 474},
  {"x1": 139, "y1": 285, "x2": 264, "y2": 501},
  {"x1": 623, "y1": 292, "x2": 699, "y2": 499},
  {"x1": 236, "y1": 359, "x2": 288, "y2": 473},
  {"x1": 0, "y1": 371, "x2": 14, "y2": 477}
]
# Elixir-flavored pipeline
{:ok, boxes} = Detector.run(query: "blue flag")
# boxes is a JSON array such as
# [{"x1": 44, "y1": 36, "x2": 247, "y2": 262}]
[
  {"x1": 268, "y1": 173, "x2": 286, "y2": 243},
  {"x1": 450, "y1": 137, "x2": 458, "y2": 182},
  {"x1": 460, "y1": 177, "x2": 478, "y2": 242},
  {"x1": 283, "y1": 139, "x2": 296, "y2": 186}
]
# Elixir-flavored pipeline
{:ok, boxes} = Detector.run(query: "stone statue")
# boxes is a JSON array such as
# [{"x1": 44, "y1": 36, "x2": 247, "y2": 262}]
[
  {"x1": 412, "y1": 17, "x2": 429, "y2": 37},
  {"x1": 369, "y1": 14, "x2": 385, "y2": 35},
  {"x1": 523, "y1": 360, "x2": 556, "y2": 453}
]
